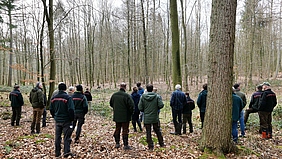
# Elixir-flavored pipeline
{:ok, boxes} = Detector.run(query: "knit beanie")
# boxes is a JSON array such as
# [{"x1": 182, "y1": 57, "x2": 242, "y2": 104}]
[{"x1": 58, "y1": 83, "x2": 67, "y2": 91}]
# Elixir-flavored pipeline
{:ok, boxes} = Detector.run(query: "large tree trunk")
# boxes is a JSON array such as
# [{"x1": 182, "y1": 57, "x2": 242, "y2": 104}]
[
  {"x1": 170, "y1": 0, "x2": 182, "y2": 88},
  {"x1": 200, "y1": 0, "x2": 237, "y2": 155}
]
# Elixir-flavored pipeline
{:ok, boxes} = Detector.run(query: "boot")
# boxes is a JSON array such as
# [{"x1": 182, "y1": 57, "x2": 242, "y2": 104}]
[
  {"x1": 170, "y1": 123, "x2": 178, "y2": 135},
  {"x1": 137, "y1": 120, "x2": 143, "y2": 132},
  {"x1": 31, "y1": 122, "x2": 35, "y2": 134},
  {"x1": 176, "y1": 123, "x2": 182, "y2": 135},
  {"x1": 268, "y1": 127, "x2": 272, "y2": 139},
  {"x1": 132, "y1": 121, "x2": 137, "y2": 132},
  {"x1": 122, "y1": 135, "x2": 132, "y2": 150},
  {"x1": 262, "y1": 131, "x2": 268, "y2": 139},
  {"x1": 36, "y1": 123, "x2": 41, "y2": 134},
  {"x1": 113, "y1": 134, "x2": 120, "y2": 148},
  {"x1": 16, "y1": 120, "x2": 20, "y2": 126}
]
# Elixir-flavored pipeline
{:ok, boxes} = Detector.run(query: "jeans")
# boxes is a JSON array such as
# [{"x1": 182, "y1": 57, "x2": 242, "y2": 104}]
[
  {"x1": 239, "y1": 110, "x2": 245, "y2": 136},
  {"x1": 11, "y1": 107, "x2": 22, "y2": 126},
  {"x1": 172, "y1": 109, "x2": 182, "y2": 125},
  {"x1": 232, "y1": 121, "x2": 238, "y2": 142},
  {"x1": 144, "y1": 123, "x2": 164, "y2": 148},
  {"x1": 73, "y1": 113, "x2": 85, "y2": 140},
  {"x1": 55, "y1": 121, "x2": 73, "y2": 156}
]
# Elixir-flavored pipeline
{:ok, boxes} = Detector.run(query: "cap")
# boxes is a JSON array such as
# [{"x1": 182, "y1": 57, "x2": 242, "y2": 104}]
[
  {"x1": 233, "y1": 83, "x2": 240, "y2": 89},
  {"x1": 14, "y1": 83, "x2": 19, "y2": 89},
  {"x1": 175, "y1": 84, "x2": 181, "y2": 89},
  {"x1": 262, "y1": 82, "x2": 270, "y2": 86}
]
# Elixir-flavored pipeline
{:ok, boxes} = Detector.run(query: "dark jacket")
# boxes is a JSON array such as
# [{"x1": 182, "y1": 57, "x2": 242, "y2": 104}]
[
  {"x1": 110, "y1": 89, "x2": 134, "y2": 122},
  {"x1": 183, "y1": 96, "x2": 195, "y2": 114},
  {"x1": 72, "y1": 91, "x2": 88, "y2": 115},
  {"x1": 232, "y1": 93, "x2": 244, "y2": 122},
  {"x1": 234, "y1": 90, "x2": 247, "y2": 107},
  {"x1": 138, "y1": 87, "x2": 144, "y2": 95},
  {"x1": 131, "y1": 92, "x2": 141, "y2": 113},
  {"x1": 170, "y1": 90, "x2": 186, "y2": 111},
  {"x1": 9, "y1": 89, "x2": 24, "y2": 107},
  {"x1": 84, "y1": 90, "x2": 92, "y2": 101},
  {"x1": 138, "y1": 92, "x2": 164, "y2": 124},
  {"x1": 248, "y1": 90, "x2": 263, "y2": 110},
  {"x1": 258, "y1": 89, "x2": 277, "y2": 112},
  {"x1": 29, "y1": 87, "x2": 45, "y2": 108},
  {"x1": 197, "y1": 90, "x2": 207, "y2": 112},
  {"x1": 50, "y1": 91, "x2": 75, "y2": 123}
]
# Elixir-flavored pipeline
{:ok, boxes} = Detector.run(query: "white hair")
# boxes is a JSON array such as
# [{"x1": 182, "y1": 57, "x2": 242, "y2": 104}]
[
  {"x1": 69, "y1": 86, "x2": 75, "y2": 91},
  {"x1": 175, "y1": 84, "x2": 181, "y2": 90}
]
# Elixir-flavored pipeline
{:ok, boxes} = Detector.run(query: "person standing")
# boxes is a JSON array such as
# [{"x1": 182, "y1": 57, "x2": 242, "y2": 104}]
[
  {"x1": 110, "y1": 83, "x2": 134, "y2": 150},
  {"x1": 244, "y1": 85, "x2": 263, "y2": 129},
  {"x1": 29, "y1": 82, "x2": 45, "y2": 134},
  {"x1": 170, "y1": 84, "x2": 186, "y2": 135},
  {"x1": 131, "y1": 87, "x2": 142, "y2": 132},
  {"x1": 68, "y1": 86, "x2": 75, "y2": 96},
  {"x1": 197, "y1": 83, "x2": 208, "y2": 129},
  {"x1": 232, "y1": 88, "x2": 244, "y2": 143},
  {"x1": 72, "y1": 85, "x2": 88, "y2": 143},
  {"x1": 258, "y1": 82, "x2": 277, "y2": 139},
  {"x1": 84, "y1": 88, "x2": 92, "y2": 111},
  {"x1": 137, "y1": 82, "x2": 145, "y2": 122},
  {"x1": 182, "y1": 93, "x2": 195, "y2": 134},
  {"x1": 50, "y1": 82, "x2": 75, "y2": 157},
  {"x1": 9, "y1": 84, "x2": 24, "y2": 126},
  {"x1": 233, "y1": 83, "x2": 247, "y2": 137},
  {"x1": 138, "y1": 84, "x2": 165, "y2": 150}
]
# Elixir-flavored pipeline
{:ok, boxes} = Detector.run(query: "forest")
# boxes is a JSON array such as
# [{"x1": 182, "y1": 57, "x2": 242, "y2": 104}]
[{"x1": 0, "y1": 0, "x2": 282, "y2": 158}]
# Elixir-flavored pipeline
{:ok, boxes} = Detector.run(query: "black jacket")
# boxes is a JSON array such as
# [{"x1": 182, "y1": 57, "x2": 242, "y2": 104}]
[
  {"x1": 258, "y1": 89, "x2": 277, "y2": 112},
  {"x1": 84, "y1": 90, "x2": 92, "y2": 101},
  {"x1": 9, "y1": 89, "x2": 24, "y2": 107}
]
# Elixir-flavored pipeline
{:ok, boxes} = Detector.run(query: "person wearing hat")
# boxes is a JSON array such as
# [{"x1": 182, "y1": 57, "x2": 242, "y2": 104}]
[
  {"x1": 244, "y1": 84, "x2": 263, "y2": 129},
  {"x1": 29, "y1": 82, "x2": 45, "y2": 134},
  {"x1": 258, "y1": 82, "x2": 277, "y2": 139},
  {"x1": 197, "y1": 83, "x2": 208, "y2": 129},
  {"x1": 170, "y1": 84, "x2": 186, "y2": 135},
  {"x1": 50, "y1": 82, "x2": 75, "y2": 157},
  {"x1": 72, "y1": 84, "x2": 88, "y2": 143},
  {"x1": 9, "y1": 84, "x2": 24, "y2": 126},
  {"x1": 110, "y1": 82, "x2": 134, "y2": 150},
  {"x1": 233, "y1": 83, "x2": 247, "y2": 137}
]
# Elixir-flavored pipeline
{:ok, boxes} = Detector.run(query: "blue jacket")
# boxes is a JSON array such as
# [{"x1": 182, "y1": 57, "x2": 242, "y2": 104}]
[
  {"x1": 131, "y1": 92, "x2": 141, "y2": 113},
  {"x1": 170, "y1": 90, "x2": 186, "y2": 111},
  {"x1": 197, "y1": 90, "x2": 207, "y2": 112},
  {"x1": 50, "y1": 91, "x2": 75, "y2": 123},
  {"x1": 72, "y1": 91, "x2": 88, "y2": 115},
  {"x1": 232, "y1": 93, "x2": 244, "y2": 122}
]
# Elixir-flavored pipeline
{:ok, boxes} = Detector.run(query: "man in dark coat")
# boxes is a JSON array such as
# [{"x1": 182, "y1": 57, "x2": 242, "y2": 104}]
[
  {"x1": 232, "y1": 88, "x2": 244, "y2": 143},
  {"x1": 9, "y1": 84, "x2": 24, "y2": 126},
  {"x1": 182, "y1": 92, "x2": 195, "y2": 134},
  {"x1": 72, "y1": 84, "x2": 88, "y2": 143},
  {"x1": 84, "y1": 88, "x2": 92, "y2": 111},
  {"x1": 258, "y1": 82, "x2": 277, "y2": 139},
  {"x1": 131, "y1": 87, "x2": 142, "y2": 132},
  {"x1": 197, "y1": 83, "x2": 208, "y2": 129},
  {"x1": 50, "y1": 82, "x2": 75, "y2": 157},
  {"x1": 110, "y1": 83, "x2": 134, "y2": 150}
]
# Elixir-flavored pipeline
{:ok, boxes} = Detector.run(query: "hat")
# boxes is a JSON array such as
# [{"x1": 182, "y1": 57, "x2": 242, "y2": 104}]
[
  {"x1": 233, "y1": 83, "x2": 240, "y2": 89},
  {"x1": 262, "y1": 82, "x2": 270, "y2": 86},
  {"x1": 58, "y1": 83, "x2": 67, "y2": 91},
  {"x1": 14, "y1": 83, "x2": 19, "y2": 89},
  {"x1": 175, "y1": 84, "x2": 181, "y2": 89},
  {"x1": 76, "y1": 84, "x2": 83, "y2": 91}
]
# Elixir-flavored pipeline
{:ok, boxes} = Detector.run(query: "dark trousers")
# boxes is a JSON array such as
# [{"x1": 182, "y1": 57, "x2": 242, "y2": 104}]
[
  {"x1": 182, "y1": 113, "x2": 193, "y2": 133},
  {"x1": 113, "y1": 122, "x2": 130, "y2": 146},
  {"x1": 244, "y1": 108, "x2": 258, "y2": 125},
  {"x1": 55, "y1": 121, "x2": 73, "y2": 156},
  {"x1": 258, "y1": 111, "x2": 272, "y2": 134},
  {"x1": 11, "y1": 107, "x2": 22, "y2": 126},
  {"x1": 200, "y1": 112, "x2": 205, "y2": 128},
  {"x1": 172, "y1": 109, "x2": 182, "y2": 125},
  {"x1": 144, "y1": 123, "x2": 164, "y2": 148},
  {"x1": 42, "y1": 107, "x2": 47, "y2": 126},
  {"x1": 73, "y1": 113, "x2": 85, "y2": 140}
]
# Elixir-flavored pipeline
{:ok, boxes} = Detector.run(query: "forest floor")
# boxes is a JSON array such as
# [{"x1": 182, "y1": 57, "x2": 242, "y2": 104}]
[{"x1": 0, "y1": 82, "x2": 282, "y2": 159}]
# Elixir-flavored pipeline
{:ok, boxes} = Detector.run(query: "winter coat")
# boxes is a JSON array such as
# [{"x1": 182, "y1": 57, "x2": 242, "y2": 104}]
[
  {"x1": 258, "y1": 89, "x2": 277, "y2": 112},
  {"x1": 138, "y1": 87, "x2": 144, "y2": 95},
  {"x1": 84, "y1": 90, "x2": 92, "y2": 101},
  {"x1": 234, "y1": 90, "x2": 247, "y2": 107},
  {"x1": 170, "y1": 90, "x2": 186, "y2": 111},
  {"x1": 197, "y1": 90, "x2": 207, "y2": 112},
  {"x1": 232, "y1": 93, "x2": 244, "y2": 122},
  {"x1": 72, "y1": 91, "x2": 88, "y2": 115},
  {"x1": 50, "y1": 91, "x2": 75, "y2": 123},
  {"x1": 183, "y1": 96, "x2": 195, "y2": 114},
  {"x1": 29, "y1": 87, "x2": 45, "y2": 108},
  {"x1": 131, "y1": 92, "x2": 141, "y2": 113},
  {"x1": 138, "y1": 92, "x2": 164, "y2": 124},
  {"x1": 110, "y1": 89, "x2": 134, "y2": 122},
  {"x1": 9, "y1": 89, "x2": 24, "y2": 107},
  {"x1": 248, "y1": 90, "x2": 263, "y2": 110}
]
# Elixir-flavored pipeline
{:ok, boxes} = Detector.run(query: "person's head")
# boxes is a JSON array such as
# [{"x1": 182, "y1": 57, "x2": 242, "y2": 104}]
[
  {"x1": 132, "y1": 87, "x2": 138, "y2": 93},
  {"x1": 203, "y1": 83, "x2": 207, "y2": 90},
  {"x1": 69, "y1": 86, "x2": 75, "y2": 92},
  {"x1": 120, "y1": 82, "x2": 127, "y2": 90},
  {"x1": 136, "y1": 82, "x2": 141, "y2": 87},
  {"x1": 36, "y1": 82, "x2": 42, "y2": 89},
  {"x1": 185, "y1": 92, "x2": 190, "y2": 97},
  {"x1": 175, "y1": 84, "x2": 181, "y2": 90},
  {"x1": 14, "y1": 83, "x2": 20, "y2": 90},
  {"x1": 262, "y1": 82, "x2": 270, "y2": 90},
  {"x1": 153, "y1": 87, "x2": 157, "y2": 93},
  {"x1": 58, "y1": 82, "x2": 67, "y2": 91},
  {"x1": 76, "y1": 84, "x2": 83, "y2": 92},
  {"x1": 146, "y1": 84, "x2": 153, "y2": 92},
  {"x1": 257, "y1": 84, "x2": 263, "y2": 91},
  {"x1": 233, "y1": 83, "x2": 240, "y2": 90},
  {"x1": 86, "y1": 88, "x2": 89, "y2": 91}
]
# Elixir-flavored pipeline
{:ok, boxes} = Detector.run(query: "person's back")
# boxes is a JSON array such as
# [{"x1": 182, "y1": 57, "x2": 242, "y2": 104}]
[
  {"x1": 9, "y1": 84, "x2": 24, "y2": 126},
  {"x1": 232, "y1": 91, "x2": 244, "y2": 143}
]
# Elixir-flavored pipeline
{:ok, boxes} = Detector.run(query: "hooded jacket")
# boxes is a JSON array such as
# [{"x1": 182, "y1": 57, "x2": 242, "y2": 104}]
[
  {"x1": 9, "y1": 89, "x2": 24, "y2": 107},
  {"x1": 131, "y1": 92, "x2": 141, "y2": 113},
  {"x1": 232, "y1": 93, "x2": 244, "y2": 122},
  {"x1": 138, "y1": 92, "x2": 164, "y2": 124},
  {"x1": 29, "y1": 87, "x2": 44, "y2": 108},
  {"x1": 197, "y1": 90, "x2": 207, "y2": 112}
]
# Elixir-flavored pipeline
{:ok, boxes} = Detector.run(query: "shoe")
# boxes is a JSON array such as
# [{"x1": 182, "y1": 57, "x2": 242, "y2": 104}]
[
  {"x1": 55, "y1": 153, "x2": 61, "y2": 157},
  {"x1": 239, "y1": 135, "x2": 245, "y2": 138},
  {"x1": 63, "y1": 152, "x2": 76, "y2": 158},
  {"x1": 31, "y1": 131, "x2": 35, "y2": 134},
  {"x1": 149, "y1": 147, "x2": 154, "y2": 150},
  {"x1": 123, "y1": 145, "x2": 132, "y2": 150},
  {"x1": 74, "y1": 139, "x2": 80, "y2": 144},
  {"x1": 115, "y1": 144, "x2": 120, "y2": 148}
]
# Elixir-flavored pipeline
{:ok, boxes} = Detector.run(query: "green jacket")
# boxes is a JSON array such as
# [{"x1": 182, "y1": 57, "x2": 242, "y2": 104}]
[
  {"x1": 138, "y1": 92, "x2": 164, "y2": 124},
  {"x1": 29, "y1": 87, "x2": 44, "y2": 108},
  {"x1": 110, "y1": 89, "x2": 134, "y2": 122},
  {"x1": 234, "y1": 90, "x2": 247, "y2": 107}
]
